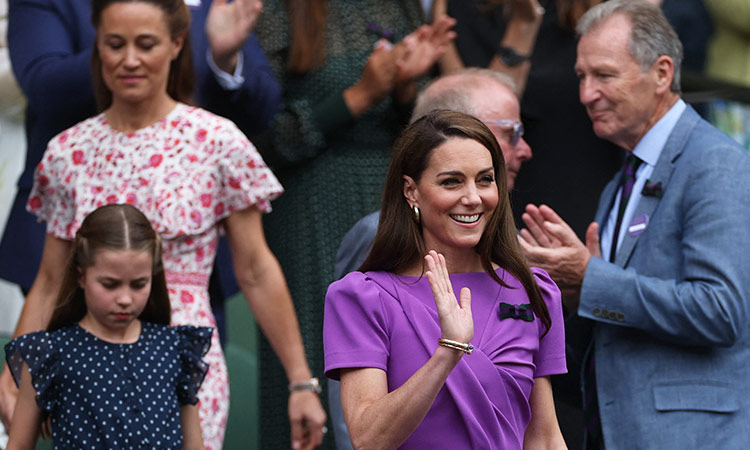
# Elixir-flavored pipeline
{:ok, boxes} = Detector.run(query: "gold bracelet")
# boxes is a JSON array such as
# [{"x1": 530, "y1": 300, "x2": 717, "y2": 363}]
[{"x1": 438, "y1": 338, "x2": 474, "y2": 355}]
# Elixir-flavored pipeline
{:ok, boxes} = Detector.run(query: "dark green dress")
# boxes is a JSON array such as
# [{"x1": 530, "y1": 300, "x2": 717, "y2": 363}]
[{"x1": 255, "y1": 1, "x2": 424, "y2": 448}]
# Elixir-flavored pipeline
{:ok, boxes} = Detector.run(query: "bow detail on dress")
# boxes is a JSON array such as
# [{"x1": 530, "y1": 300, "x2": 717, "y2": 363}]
[{"x1": 498, "y1": 303, "x2": 534, "y2": 322}]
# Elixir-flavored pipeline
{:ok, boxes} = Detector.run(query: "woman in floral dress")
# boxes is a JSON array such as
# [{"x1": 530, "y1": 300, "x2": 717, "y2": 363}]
[{"x1": 6, "y1": 0, "x2": 326, "y2": 448}]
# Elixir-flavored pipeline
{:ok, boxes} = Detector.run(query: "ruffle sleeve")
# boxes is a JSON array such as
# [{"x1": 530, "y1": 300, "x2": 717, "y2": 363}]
[
  {"x1": 116, "y1": 107, "x2": 285, "y2": 238},
  {"x1": 27, "y1": 126, "x2": 80, "y2": 239},
  {"x1": 531, "y1": 267, "x2": 567, "y2": 377},
  {"x1": 212, "y1": 120, "x2": 284, "y2": 218},
  {"x1": 174, "y1": 325, "x2": 212, "y2": 405},
  {"x1": 4, "y1": 331, "x2": 60, "y2": 412},
  {"x1": 27, "y1": 105, "x2": 284, "y2": 240}
]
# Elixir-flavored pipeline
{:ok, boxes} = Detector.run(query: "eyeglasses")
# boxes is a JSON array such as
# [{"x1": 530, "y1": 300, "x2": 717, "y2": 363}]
[{"x1": 481, "y1": 119, "x2": 524, "y2": 146}]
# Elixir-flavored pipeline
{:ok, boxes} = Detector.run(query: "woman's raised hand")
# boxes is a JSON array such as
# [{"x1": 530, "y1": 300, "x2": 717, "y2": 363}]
[
  {"x1": 424, "y1": 251, "x2": 473, "y2": 345},
  {"x1": 205, "y1": 0, "x2": 263, "y2": 73},
  {"x1": 393, "y1": 16, "x2": 456, "y2": 84}
]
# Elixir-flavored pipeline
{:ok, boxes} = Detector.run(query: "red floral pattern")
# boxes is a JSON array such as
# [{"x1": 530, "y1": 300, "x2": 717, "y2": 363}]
[{"x1": 28, "y1": 103, "x2": 283, "y2": 449}]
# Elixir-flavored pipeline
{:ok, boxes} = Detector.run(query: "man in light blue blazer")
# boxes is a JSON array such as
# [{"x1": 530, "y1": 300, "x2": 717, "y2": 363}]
[{"x1": 520, "y1": 2, "x2": 750, "y2": 449}]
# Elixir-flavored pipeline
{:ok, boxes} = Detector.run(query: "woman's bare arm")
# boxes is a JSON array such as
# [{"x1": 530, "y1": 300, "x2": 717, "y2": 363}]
[
  {"x1": 0, "y1": 235, "x2": 70, "y2": 428},
  {"x1": 523, "y1": 376, "x2": 567, "y2": 450},
  {"x1": 224, "y1": 206, "x2": 326, "y2": 450}
]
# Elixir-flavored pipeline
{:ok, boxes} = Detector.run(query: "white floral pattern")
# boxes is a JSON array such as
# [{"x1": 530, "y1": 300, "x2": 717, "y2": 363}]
[{"x1": 28, "y1": 103, "x2": 283, "y2": 449}]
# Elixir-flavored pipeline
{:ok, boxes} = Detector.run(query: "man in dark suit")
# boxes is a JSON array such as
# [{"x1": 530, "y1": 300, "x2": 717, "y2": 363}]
[{"x1": 519, "y1": 2, "x2": 750, "y2": 449}]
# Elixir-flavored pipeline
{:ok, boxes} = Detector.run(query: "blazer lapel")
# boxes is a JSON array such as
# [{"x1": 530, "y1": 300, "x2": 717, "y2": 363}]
[{"x1": 614, "y1": 106, "x2": 699, "y2": 267}]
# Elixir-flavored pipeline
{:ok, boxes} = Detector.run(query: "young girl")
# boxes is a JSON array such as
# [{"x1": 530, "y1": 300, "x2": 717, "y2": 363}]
[{"x1": 4, "y1": 204, "x2": 210, "y2": 449}]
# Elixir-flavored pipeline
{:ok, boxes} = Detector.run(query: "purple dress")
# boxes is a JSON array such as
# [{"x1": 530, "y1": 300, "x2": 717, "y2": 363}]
[{"x1": 324, "y1": 267, "x2": 566, "y2": 450}]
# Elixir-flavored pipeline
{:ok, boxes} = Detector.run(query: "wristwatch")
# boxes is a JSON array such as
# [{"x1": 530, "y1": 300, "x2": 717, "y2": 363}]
[
  {"x1": 497, "y1": 45, "x2": 531, "y2": 66},
  {"x1": 288, "y1": 377, "x2": 322, "y2": 394}
]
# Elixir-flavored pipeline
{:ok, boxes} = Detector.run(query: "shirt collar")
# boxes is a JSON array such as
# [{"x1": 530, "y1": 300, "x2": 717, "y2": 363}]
[{"x1": 631, "y1": 98, "x2": 686, "y2": 166}]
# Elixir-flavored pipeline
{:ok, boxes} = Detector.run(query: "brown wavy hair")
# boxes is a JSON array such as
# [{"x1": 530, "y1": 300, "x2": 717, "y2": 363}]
[
  {"x1": 360, "y1": 110, "x2": 551, "y2": 332},
  {"x1": 285, "y1": 0, "x2": 328, "y2": 73},
  {"x1": 47, "y1": 204, "x2": 170, "y2": 332},
  {"x1": 90, "y1": 0, "x2": 195, "y2": 109}
]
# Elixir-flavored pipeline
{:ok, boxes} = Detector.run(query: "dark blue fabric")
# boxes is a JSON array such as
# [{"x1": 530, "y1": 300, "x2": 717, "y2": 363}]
[{"x1": 5, "y1": 322, "x2": 211, "y2": 449}]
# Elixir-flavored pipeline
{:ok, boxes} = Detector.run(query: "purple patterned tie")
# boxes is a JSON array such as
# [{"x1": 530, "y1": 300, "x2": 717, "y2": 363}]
[{"x1": 609, "y1": 154, "x2": 642, "y2": 262}]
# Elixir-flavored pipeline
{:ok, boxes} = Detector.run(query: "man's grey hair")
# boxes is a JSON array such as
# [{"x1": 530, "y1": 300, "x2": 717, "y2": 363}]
[
  {"x1": 577, "y1": 0, "x2": 683, "y2": 94},
  {"x1": 410, "y1": 68, "x2": 518, "y2": 123}
]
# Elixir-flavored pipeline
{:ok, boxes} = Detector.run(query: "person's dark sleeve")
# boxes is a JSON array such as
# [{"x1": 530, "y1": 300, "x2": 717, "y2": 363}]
[
  {"x1": 8, "y1": 0, "x2": 97, "y2": 119},
  {"x1": 195, "y1": 34, "x2": 282, "y2": 139}
]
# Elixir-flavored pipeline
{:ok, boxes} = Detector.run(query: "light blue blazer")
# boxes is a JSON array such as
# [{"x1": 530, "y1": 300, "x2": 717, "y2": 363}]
[{"x1": 579, "y1": 105, "x2": 750, "y2": 449}]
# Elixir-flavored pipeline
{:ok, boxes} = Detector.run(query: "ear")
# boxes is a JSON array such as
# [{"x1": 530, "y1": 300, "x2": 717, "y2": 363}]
[
  {"x1": 77, "y1": 268, "x2": 86, "y2": 290},
  {"x1": 403, "y1": 175, "x2": 419, "y2": 206},
  {"x1": 651, "y1": 55, "x2": 674, "y2": 95},
  {"x1": 171, "y1": 34, "x2": 185, "y2": 61}
]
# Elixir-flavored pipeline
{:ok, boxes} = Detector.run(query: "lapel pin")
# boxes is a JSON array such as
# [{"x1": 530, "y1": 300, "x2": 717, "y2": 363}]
[{"x1": 628, "y1": 213, "x2": 649, "y2": 237}]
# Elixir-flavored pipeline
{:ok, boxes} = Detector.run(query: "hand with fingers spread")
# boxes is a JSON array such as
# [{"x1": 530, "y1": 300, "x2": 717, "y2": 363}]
[
  {"x1": 520, "y1": 204, "x2": 565, "y2": 249},
  {"x1": 518, "y1": 204, "x2": 600, "y2": 309},
  {"x1": 289, "y1": 391, "x2": 327, "y2": 450},
  {"x1": 424, "y1": 251, "x2": 473, "y2": 346},
  {"x1": 343, "y1": 40, "x2": 399, "y2": 117},
  {"x1": 206, "y1": 0, "x2": 263, "y2": 73},
  {"x1": 393, "y1": 16, "x2": 456, "y2": 85}
]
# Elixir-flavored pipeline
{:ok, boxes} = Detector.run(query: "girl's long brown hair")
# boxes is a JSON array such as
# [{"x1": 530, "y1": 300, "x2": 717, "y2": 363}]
[
  {"x1": 360, "y1": 110, "x2": 551, "y2": 332},
  {"x1": 47, "y1": 204, "x2": 170, "y2": 332}
]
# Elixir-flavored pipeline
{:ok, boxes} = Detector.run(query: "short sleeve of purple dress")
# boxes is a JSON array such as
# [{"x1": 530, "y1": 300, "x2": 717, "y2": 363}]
[{"x1": 323, "y1": 267, "x2": 566, "y2": 450}]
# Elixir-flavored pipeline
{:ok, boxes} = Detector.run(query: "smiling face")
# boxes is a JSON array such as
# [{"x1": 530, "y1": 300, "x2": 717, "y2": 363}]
[
  {"x1": 575, "y1": 14, "x2": 667, "y2": 150},
  {"x1": 404, "y1": 137, "x2": 499, "y2": 259},
  {"x1": 96, "y1": 1, "x2": 183, "y2": 107},
  {"x1": 78, "y1": 248, "x2": 153, "y2": 342}
]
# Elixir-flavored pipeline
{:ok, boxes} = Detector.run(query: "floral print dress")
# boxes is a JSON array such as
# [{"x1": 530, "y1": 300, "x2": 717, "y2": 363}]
[{"x1": 28, "y1": 103, "x2": 283, "y2": 449}]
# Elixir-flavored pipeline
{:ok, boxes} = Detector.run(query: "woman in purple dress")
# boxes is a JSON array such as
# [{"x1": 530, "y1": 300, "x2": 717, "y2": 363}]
[{"x1": 324, "y1": 110, "x2": 568, "y2": 449}]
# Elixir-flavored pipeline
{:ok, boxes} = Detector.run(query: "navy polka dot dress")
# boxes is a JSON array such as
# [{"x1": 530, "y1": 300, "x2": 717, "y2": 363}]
[{"x1": 5, "y1": 322, "x2": 211, "y2": 449}]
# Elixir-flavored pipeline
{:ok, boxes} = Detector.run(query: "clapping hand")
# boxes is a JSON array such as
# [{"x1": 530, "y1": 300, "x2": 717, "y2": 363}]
[
  {"x1": 205, "y1": 0, "x2": 263, "y2": 73},
  {"x1": 393, "y1": 16, "x2": 456, "y2": 84},
  {"x1": 346, "y1": 16, "x2": 455, "y2": 114},
  {"x1": 518, "y1": 204, "x2": 600, "y2": 309},
  {"x1": 360, "y1": 40, "x2": 400, "y2": 104},
  {"x1": 425, "y1": 251, "x2": 473, "y2": 346}
]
